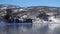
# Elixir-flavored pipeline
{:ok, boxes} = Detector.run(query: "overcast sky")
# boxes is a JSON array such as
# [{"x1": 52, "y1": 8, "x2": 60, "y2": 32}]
[{"x1": 0, "y1": 0, "x2": 60, "y2": 7}]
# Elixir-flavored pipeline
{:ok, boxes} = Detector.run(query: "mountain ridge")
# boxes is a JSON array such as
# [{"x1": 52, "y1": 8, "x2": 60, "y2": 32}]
[{"x1": 0, "y1": 4, "x2": 60, "y2": 18}]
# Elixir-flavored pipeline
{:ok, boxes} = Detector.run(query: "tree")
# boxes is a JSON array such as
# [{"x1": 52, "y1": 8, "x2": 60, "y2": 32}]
[
  {"x1": 37, "y1": 12, "x2": 49, "y2": 23},
  {"x1": 4, "y1": 9, "x2": 12, "y2": 22}
]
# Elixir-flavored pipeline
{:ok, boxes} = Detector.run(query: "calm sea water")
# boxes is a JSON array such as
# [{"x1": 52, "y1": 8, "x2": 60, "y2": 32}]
[{"x1": 0, "y1": 23, "x2": 60, "y2": 34}]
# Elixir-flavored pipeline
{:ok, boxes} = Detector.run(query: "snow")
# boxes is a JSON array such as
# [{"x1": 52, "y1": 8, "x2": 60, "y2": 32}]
[
  {"x1": 22, "y1": 15, "x2": 28, "y2": 18},
  {"x1": 1, "y1": 7, "x2": 7, "y2": 10},
  {"x1": 19, "y1": 9, "x2": 23, "y2": 11},
  {"x1": 49, "y1": 16, "x2": 60, "y2": 23}
]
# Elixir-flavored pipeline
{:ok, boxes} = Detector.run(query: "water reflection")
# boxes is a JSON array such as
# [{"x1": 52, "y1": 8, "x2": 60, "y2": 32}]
[
  {"x1": 0, "y1": 23, "x2": 60, "y2": 34},
  {"x1": 0, "y1": 23, "x2": 32, "y2": 34}
]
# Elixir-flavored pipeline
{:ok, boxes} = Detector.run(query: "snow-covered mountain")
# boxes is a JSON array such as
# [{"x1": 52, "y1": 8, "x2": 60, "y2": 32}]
[
  {"x1": 0, "y1": 4, "x2": 60, "y2": 23},
  {"x1": 0, "y1": 4, "x2": 60, "y2": 20},
  {"x1": 0, "y1": 4, "x2": 23, "y2": 17}
]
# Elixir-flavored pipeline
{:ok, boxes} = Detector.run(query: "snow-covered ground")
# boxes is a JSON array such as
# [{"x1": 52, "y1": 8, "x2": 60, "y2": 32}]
[{"x1": 32, "y1": 16, "x2": 60, "y2": 31}]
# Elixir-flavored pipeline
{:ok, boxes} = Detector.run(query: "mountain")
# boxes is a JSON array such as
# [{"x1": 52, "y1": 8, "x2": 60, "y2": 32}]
[
  {"x1": 0, "y1": 4, "x2": 23, "y2": 17},
  {"x1": 0, "y1": 4, "x2": 60, "y2": 18},
  {"x1": 16, "y1": 6, "x2": 60, "y2": 18}
]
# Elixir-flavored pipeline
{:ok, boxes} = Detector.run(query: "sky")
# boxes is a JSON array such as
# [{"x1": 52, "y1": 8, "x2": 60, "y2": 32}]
[{"x1": 0, "y1": 0, "x2": 60, "y2": 7}]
